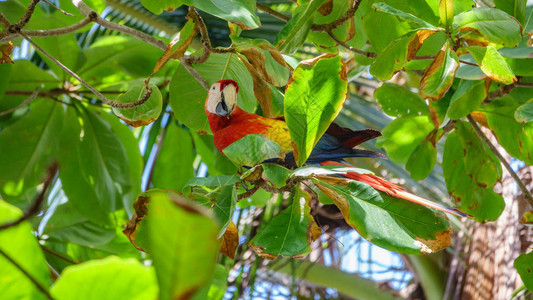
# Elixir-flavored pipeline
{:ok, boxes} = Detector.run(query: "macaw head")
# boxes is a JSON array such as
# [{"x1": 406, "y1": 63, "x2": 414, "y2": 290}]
[{"x1": 205, "y1": 79, "x2": 239, "y2": 117}]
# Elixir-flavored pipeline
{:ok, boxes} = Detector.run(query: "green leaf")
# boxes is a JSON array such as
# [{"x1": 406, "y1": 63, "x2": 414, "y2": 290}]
[
  {"x1": 376, "y1": 115, "x2": 435, "y2": 164},
  {"x1": 313, "y1": 178, "x2": 451, "y2": 254},
  {"x1": 515, "y1": 98, "x2": 533, "y2": 123},
  {"x1": 77, "y1": 107, "x2": 131, "y2": 212},
  {"x1": 494, "y1": 0, "x2": 527, "y2": 25},
  {"x1": 184, "y1": 175, "x2": 240, "y2": 190},
  {"x1": 222, "y1": 134, "x2": 284, "y2": 167},
  {"x1": 33, "y1": 18, "x2": 81, "y2": 79},
  {"x1": 362, "y1": 4, "x2": 411, "y2": 52},
  {"x1": 0, "y1": 60, "x2": 59, "y2": 113},
  {"x1": 206, "y1": 185, "x2": 236, "y2": 237},
  {"x1": 0, "y1": 200, "x2": 50, "y2": 300},
  {"x1": 261, "y1": 163, "x2": 291, "y2": 189},
  {"x1": 405, "y1": 139, "x2": 437, "y2": 180},
  {"x1": 372, "y1": 2, "x2": 437, "y2": 28},
  {"x1": 77, "y1": 36, "x2": 162, "y2": 83},
  {"x1": 152, "y1": 122, "x2": 194, "y2": 191},
  {"x1": 515, "y1": 252, "x2": 533, "y2": 290},
  {"x1": 447, "y1": 79, "x2": 488, "y2": 119},
  {"x1": 467, "y1": 46, "x2": 516, "y2": 84},
  {"x1": 0, "y1": 63, "x2": 12, "y2": 101},
  {"x1": 43, "y1": 202, "x2": 116, "y2": 247},
  {"x1": 50, "y1": 256, "x2": 158, "y2": 300},
  {"x1": 147, "y1": 191, "x2": 218, "y2": 300},
  {"x1": 99, "y1": 112, "x2": 143, "y2": 217},
  {"x1": 249, "y1": 186, "x2": 320, "y2": 259},
  {"x1": 0, "y1": 100, "x2": 63, "y2": 198},
  {"x1": 284, "y1": 55, "x2": 347, "y2": 166},
  {"x1": 420, "y1": 44, "x2": 459, "y2": 100},
  {"x1": 274, "y1": 0, "x2": 327, "y2": 54},
  {"x1": 374, "y1": 83, "x2": 429, "y2": 117},
  {"x1": 307, "y1": 0, "x2": 355, "y2": 49},
  {"x1": 231, "y1": 36, "x2": 290, "y2": 87},
  {"x1": 439, "y1": 0, "x2": 454, "y2": 29},
  {"x1": 477, "y1": 97, "x2": 533, "y2": 165},
  {"x1": 503, "y1": 57, "x2": 533, "y2": 76},
  {"x1": 442, "y1": 121, "x2": 504, "y2": 221},
  {"x1": 142, "y1": 0, "x2": 260, "y2": 29},
  {"x1": 169, "y1": 52, "x2": 255, "y2": 132},
  {"x1": 112, "y1": 84, "x2": 163, "y2": 127},
  {"x1": 453, "y1": 7, "x2": 523, "y2": 47}
]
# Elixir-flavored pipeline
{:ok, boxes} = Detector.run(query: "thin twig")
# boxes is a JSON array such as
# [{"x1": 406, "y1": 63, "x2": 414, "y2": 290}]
[
  {"x1": 486, "y1": 82, "x2": 518, "y2": 102},
  {"x1": 19, "y1": 32, "x2": 152, "y2": 109},
  {"x1": 71, "y1": 0, "x2": 167, "y2": 51},
  {"x1": 0, "y1": 16, "x2": 92, "y2": 42},
  {"x1": 41, "y1": 0, "x2": 75, "y2": 16},
  {"x1": 0, "y1": 12, "x2": 10, "y2": 28},
  {"x1": 256, "y1": 3, "x2": 291, "y2": 22},
  {"x1": 0, "y1": 249, "x2": 53, "y2": 300},
  {"x1": 187, "y1": 7, "x2": 211, "y2": 64},
  {"x1": 0, "y1": 163, "x2": 57, "y2": 231},
  {"x1": 326, "y1": 30, "x2": 376, "y2": 58},
  {"x1": 466, "y1": 114, "x2": 533, "y2": 207},
  {"x1": 179, "y1": 57, "x2": 210, "y2": 90},
  {"x1": 311, "y1": 0, "x2": 362, "y2": 32},
  {"x1": 0, "y1": 87, "x2": 39, "y2": 116},
  {"x1": 40, "y1": 246, "x2": 78, "y2": 265}
]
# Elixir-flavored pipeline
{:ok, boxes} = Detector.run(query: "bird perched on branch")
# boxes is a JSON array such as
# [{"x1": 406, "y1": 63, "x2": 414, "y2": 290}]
[{"x1": 205, "y1": 79, "x2": 468, "y2": 217}]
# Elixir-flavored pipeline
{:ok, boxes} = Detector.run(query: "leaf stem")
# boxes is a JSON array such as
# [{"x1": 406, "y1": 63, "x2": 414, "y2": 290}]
[
  {"x1": 0, "y1": 248, "x2": 53, "y2": 300},
  {"x1": 466, "y1": 114, "x2": 533, "y2": 207},
  {"x1": 0, "y1": 87, "x2": 39, "y2": 117}
]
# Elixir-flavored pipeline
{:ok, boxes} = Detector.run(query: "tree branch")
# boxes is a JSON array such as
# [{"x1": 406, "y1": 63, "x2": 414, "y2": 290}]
[
  {"x1": 466, "y1": 114, "x2": 533, "y2": 207},
  {"x1": 19, "y1": 32, "x2": 152, "y2": 109},
  {"x1": 0, "y1": 12, "x2": 11, "y2": 28},
  {"x1": 0, "y1": 248, "x2": 53, "y2": 300},
  {"x1": 326, "y1": 30, "x2": 376, "y2": 58},
  {"x1": 311, "y1": 0, "x2": 362, "y2": 32},
  {"x1": 0, "y1": 87, "x2": 39, "y2": 117},
  {"x1": 16, "y1": 0, "x2": 40, "y2": 29},
  {"x1": 0, "y1": 16, "x2": 93, "y2": 42}
]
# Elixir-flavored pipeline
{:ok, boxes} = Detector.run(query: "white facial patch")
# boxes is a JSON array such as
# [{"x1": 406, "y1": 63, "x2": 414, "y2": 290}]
[{"x1": 205, "y1": 82, "x2": 238, "y2": 116}]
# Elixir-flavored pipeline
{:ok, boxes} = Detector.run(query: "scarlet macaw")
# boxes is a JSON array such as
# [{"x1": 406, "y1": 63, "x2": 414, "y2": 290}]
[{"x1": 205, "y1": 79, "x2": 468, "y2": 217}]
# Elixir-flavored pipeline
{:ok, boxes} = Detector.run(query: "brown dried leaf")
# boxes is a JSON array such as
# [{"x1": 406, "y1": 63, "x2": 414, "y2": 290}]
[
  {"x1": 153, "y1": 20, "x2": 198, "y2": 74},
  {"x1": 407, "y1": 30, "x2": 437, "y2": 61},
  {"x1": 0, "y1": 42, "x2": 14, "y2": 64},
  {"x1": 239, "y1": 56, "x2": 274, "y2": 117},
  {"x1": 414, "y1": 230, "x2": 452, "y2": 254},
  {"x1": 219, "y1": 220, "x2": 239, "y2": 259}
]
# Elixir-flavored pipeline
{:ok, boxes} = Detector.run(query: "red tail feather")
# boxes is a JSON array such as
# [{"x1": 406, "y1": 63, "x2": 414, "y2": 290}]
[{"x1": 320, "y1": 161, "x2": 470, "y2": 218}]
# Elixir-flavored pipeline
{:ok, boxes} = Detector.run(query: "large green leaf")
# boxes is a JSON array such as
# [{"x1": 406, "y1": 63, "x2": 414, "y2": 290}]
[
  {"x1": 514, "y1": 98, "x2": 533, "y2": 123},
  {"x1": 99, "y1": 113, "x2": 143, "y2": 217},
  {"x1": 313, "y1": 178, "x2": 451, "y2": 254},
  {"x1": 32, "y1": 18, "x2": 81, "y2": 79},
  {"x1": 0, "y1": 100, "x2": 63, "y2": 199},
  {"x1": 442, "y1": 121, "x2": 504, "y2": 221},
  {"x1": 467, "y1": 46, "x2": 516, "y2": 84},
  {"x1": 76, "y1": 36, "x2": 162, "y2": 83},
  {"x1": 77, "y1": 107, "x2": 131, "y2": 212},
  {"x1": 0, "y1": 60, "x2": 60, "y2": 113},
  {"x1": 147, "y1": 191, "x2": 218, "y2": 300},
  {"x1": 439, "y1": 0, "x2": 454, "y2": 29},
  {"x1": 477, "y1": 97, "x2": 533, "y2": 165},
  {"x1": 112, "y1": 84, "x2": 163, "y2": 127},
  {"x1": 141, "y1": 0, "x2": 260, "y2": 29},
  {"x1": 447, "y1": 79, "x2": 488, "y2": 119},
  {"x1": 494, "y1": 0, "x2": 527, "y2": 25},
  {"x1": 43, "y1": 202, "x2": 116, "y2": 247},
  {"x1": 405, "y1": 138, "x2": 437, "y2": 180},
  {"x1": 249, "y1": 186, "x2": 320, "y2": 259},
  {"x1": 307, "y1": 0, "x2": 355, "y2": 49},
  {"x1": 275, "y1": 0, "x2": 327, "y2": 54},
  {"x1": 372, "y1": 2, "x2": 437, "y2": 28},
  {"x1": 514, "y1": 252, "x2": 533, "y2": 290},
  {"x1": 0, "y1": 201, "x2": 50, "y2": 300},
  {"x1": 203, "y1": 185, "x2": 236, "y2": 237},
  {"x1": 50, "y1": 256, "x2": 158, "y2": 300},
  {"x1": 453, "y1": 7, "x2": 523, "y2": 47},
  {"x1": 362, "y1": 5, "x2": 411, "y2": 52},
  {"x1": 284, "y1": 55, "x2": 347, "y2": 166},
  {"x1": 374, "y1": 83, "x2": 429, "y2": 117},
  {"x1": 152, "y1": 121, "x2": 195, "y2": 191},
  {"x1": 222, "y1": 134, "x2": 284, "y2": 167},
  {"x1": 169, "y1": 52, "x2": 255, "y2": 133},
  {"x1": 376, "y1": 115, "x2": 435, "y2": 164},
  {"x1": 420, "y1": 44, "x2": 459, "y2": 100}
]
